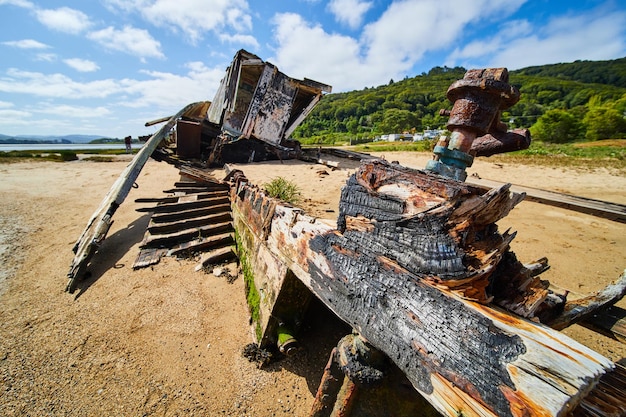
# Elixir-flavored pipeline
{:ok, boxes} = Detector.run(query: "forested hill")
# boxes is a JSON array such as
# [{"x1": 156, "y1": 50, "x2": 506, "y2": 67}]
[
  {"x1": 293, "y1": 57, "x2": 626, "y2": 144},
  {"x1": 515, "y1": 57, "x2": 626, "y2": 88}
]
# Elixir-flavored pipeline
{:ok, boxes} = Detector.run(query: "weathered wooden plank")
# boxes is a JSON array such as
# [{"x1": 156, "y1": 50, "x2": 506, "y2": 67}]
[
  {"x1": 468, "y1": 177, "x2": 626, "y2": 223},
  {"x1": 166, "y1": 180, "x2": 228, "y2": 192},
  {"x1": 573, "y1": 363, "x2": 626, "y2": 415},
  {"x1": 162, "y1": 187, "x2": 225, "y2": 194},
  {"x1": 194, "y1": 246, "x2": 237, "y2": 271},
  {"x1": 150, "y1": 203, "x2": 231, "y2": 223},
  {"x1": 140, "y1": 221, "x2": 232, "y2": 248},
  {"x1": 136, "y1": 191, "x2": 228, "y2": 206},
  {"x1": 579, "y1": 305, "x2": 626, "y2": 343},
  {"x1": 167, "y1": 232, "x2": 234, "y2": 257},
  {"x1": 147, "y1": 212, "x2": 232, "y2": 235},
  {"x1": 178, "y1": 165, "x2": 226, "y2": 185},
  {"x1": 546, "y1": 271, "x2": 626, "y2": 330},
  {"x1": 135, "y1": 195, "x2": 229, "y2": 213},
  {"x1": 132, "y1": 247, "x2": 168, "y2": 269},
  {"x1": 231, "y1": 160, "x2": 617, "y2": 417}
]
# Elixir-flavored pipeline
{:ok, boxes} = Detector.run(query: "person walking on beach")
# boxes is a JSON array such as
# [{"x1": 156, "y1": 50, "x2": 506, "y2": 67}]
[{"x1": 124, "y1": 136, "x2": 132, "y2": 153}]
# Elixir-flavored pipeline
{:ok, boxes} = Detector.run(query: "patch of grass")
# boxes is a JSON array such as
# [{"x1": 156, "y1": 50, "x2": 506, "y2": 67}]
[
  {"x1": 47, "y1": 151, "x2": 78, "y2": 162},
  {"x1": 0, "y1": 150, "x2": 78, "y2": 162},
  {"x1": 0, "y1": 150, "x2": 39, "y2": 159},
  {"x1": 354, "y1": 140, "x2": 435, "y2": 153},
  {"x1": 489, "y1": 140, "x2": 625, "y2": 173},
  {"x1": 263, "y1": 177, "x2": 302, "y2": 205},
  {"x1": 83, "y1": 156, "x2": 116, "y2": 162}
]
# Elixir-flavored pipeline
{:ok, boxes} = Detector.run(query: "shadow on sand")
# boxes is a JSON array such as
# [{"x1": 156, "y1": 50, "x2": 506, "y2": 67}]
[{"x1": 72, "y1": 213, "x2": 151, "y2": 299}]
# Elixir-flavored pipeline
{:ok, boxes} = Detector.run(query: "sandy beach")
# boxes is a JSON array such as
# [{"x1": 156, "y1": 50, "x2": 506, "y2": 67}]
[{"x1": 0, "y1": 152, "x2": 625, "y2": 416}]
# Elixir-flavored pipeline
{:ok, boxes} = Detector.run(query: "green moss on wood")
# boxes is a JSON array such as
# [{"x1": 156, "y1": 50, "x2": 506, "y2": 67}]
[{"x1": 234, "y1": 228, "x2": 262, "y2": 341}]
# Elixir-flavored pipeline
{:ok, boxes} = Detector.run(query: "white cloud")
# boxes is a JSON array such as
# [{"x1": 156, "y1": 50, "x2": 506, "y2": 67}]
[
  {"x1": 361, "y1": 0, "x2": 524, "y2": 69},
  {"x1": 37, "y1": 104, "x2": 111, "y2": 118},
  {"x1": 2, "y1": 39, "x2": 49, "y2": 49},
  {"x1": 35, "y1": 7, "x2": 91, "y2": 34},
  {"x1": 218, "y1": 33, "x2": 259, "y2": 48},
  {"x1": 64, "y1": 58, "x2": 100, "y2": 73},
  {"x1": 270, "y1": 13, "x2": 364, "y2": 90},
  {"x1": 0, "y1": 101, "x2": 14, "y2": 108},
  {"x1": 87, "y1": 26, "x2": 164, "y2": 60},
  {"x1": 0, "y1": 0, "x2": 34, "y2": 8},
  {"x1": 36, "y1": 53, "x2": 57, "y2": 62},
  {"x1": 0, "y1": 61, "x2": 223, "y2": 110},
  {"x1": 103, "y1": 0, "x2": 253, "y2": 44},
  {"x1": 120, "y1": 61, "x2": 225, "y2": 109},
  {"x1": 328, "y1": 0, "x2": 373, "y2": 29},
  {"x1": 0, "y1": 108, "x2": 32, "y2": 121},
  {"x1": 0, "y1": 68, "x2": 122, "y2": 99},
  {"x1": 270, "y1": 0, "x2": 528, "y2": 91},
  {"x1": 447, "y1": 9, "x2": 626, "y2": 70}
]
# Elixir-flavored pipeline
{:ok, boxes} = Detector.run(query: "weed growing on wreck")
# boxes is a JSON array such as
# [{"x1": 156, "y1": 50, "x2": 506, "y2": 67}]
[
  {"x1": 234, "y1": 229, "x2": 262, "y2": 341},
  {"x1": 263, "y1": 177, "x2": 301, "y2": 205}
]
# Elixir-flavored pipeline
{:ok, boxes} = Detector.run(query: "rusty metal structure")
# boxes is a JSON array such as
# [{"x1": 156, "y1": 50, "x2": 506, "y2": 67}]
[{"x1": 426, "y1": 68, "x2": 530, "y2": 180}]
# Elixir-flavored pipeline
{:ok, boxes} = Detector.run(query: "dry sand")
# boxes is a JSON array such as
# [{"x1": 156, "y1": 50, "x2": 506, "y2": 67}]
[{"x1": 0, "y1": 151, "x2": 625, "y2": 416}]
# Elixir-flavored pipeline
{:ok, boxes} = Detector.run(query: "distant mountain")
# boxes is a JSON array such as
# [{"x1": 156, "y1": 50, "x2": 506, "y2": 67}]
[
  {"x1": 14, "y1": 134, "x2": 107, "y2": 143},
  {"x1": 1, "y1": 134, "x2": 110, "y2": 144}
]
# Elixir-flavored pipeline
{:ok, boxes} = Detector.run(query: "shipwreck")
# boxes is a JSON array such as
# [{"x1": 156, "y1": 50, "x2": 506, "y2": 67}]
[{"x1": 67, "y1": 50, "x2": 626, "y2": 416}]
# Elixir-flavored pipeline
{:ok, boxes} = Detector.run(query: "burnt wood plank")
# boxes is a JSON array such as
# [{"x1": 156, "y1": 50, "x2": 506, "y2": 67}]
[
  {"x1": 167, "y1": 232, "x2": 234, "y2": 257},
  {"x1": 173, "y1": 181, "x2": 228, "y2": 190},
  {"x1": 147, "y1": 212, "x2": 232, "y2": 234},
  {"x1": 194, "y1": 247, "x2": 237, "y2": 271},
  {"x1": 162, "y1": 187, "x2": 224, "y2": 194},
  {"x1": 150, "y1": 203, "x2": 231, "y2": 223},
  {"x1": 132, "y1": 247, "x2": 168, "y2": 269},
  {"x1": 580, "y1": 305, "x2": 626, "y2": 343},
  {"x1": 136, "y1": 195, "x2": 230, "y2": 213},
  {"x1": 140, "y1": 221, "x2": 232, "y2": 248},
  {"x1": 178, "y1": 166, "x2": 227, "y2": 185}
]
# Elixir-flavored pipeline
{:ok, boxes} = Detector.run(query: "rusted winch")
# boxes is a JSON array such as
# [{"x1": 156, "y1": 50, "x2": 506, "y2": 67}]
[{"x1": 426, "y1": 68, "x2": 526, "y2": 181}]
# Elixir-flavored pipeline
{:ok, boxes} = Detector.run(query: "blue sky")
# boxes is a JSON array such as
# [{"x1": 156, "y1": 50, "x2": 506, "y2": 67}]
[{"x1": 1, "y1": 0, "x2": 625, "y2": 138}]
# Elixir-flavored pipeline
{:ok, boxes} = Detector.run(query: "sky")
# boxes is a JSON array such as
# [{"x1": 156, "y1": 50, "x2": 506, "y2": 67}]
[{"x1": 0, "y1": 0, "x2": 625, "y2": 138}]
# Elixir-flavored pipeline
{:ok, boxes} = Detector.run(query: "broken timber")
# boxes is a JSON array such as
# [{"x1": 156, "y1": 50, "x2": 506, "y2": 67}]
[
  {"x1": 468, "y1": 177, "x2": 626, "y2": 224},
  {"x1": 133, "y1": 175, "x2": 235, "y2": 270},
  {"x1": 66, "y1": 101, "x2": 210, "y2": 293},
  {"x1": 229, "y1": 160, "x2": 622, "y2": 417}
]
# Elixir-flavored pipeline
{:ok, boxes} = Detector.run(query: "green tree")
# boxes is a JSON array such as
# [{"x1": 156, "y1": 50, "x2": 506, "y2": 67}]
[
  {"x1": 530, "y1": 109, "x2": 585, "y2": 143},
  {"x1": 583, "y1": 106, "x2": 626, "y2": 140},
  {"x1": 379, "y1": 108, "x2": 418, "y2": 133}
]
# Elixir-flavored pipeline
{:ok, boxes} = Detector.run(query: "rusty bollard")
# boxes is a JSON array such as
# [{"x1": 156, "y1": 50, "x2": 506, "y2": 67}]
[
  {"x1": 310, "y1": 333, "x2": 385, "y2": 417},
  {"x1": 426, "y1": 68, "x2": 522, "y2": 181}
]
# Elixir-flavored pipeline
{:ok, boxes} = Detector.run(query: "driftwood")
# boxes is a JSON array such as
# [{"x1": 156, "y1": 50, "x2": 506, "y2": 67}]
[{"x1": 230, "y1": 160, "x2": 618, "y2": 417}]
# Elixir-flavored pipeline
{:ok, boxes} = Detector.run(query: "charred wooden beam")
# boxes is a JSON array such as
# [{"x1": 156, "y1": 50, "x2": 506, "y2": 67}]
[
  {"x1": 546, "y1": 270, "x2": 626, "y2": 330},
  {"x1": 579, "y1": 305, "x2": 626, "y2": 343},
  {"x1": 230, "y1": 160, "x2": 618, "y2": 417}
]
